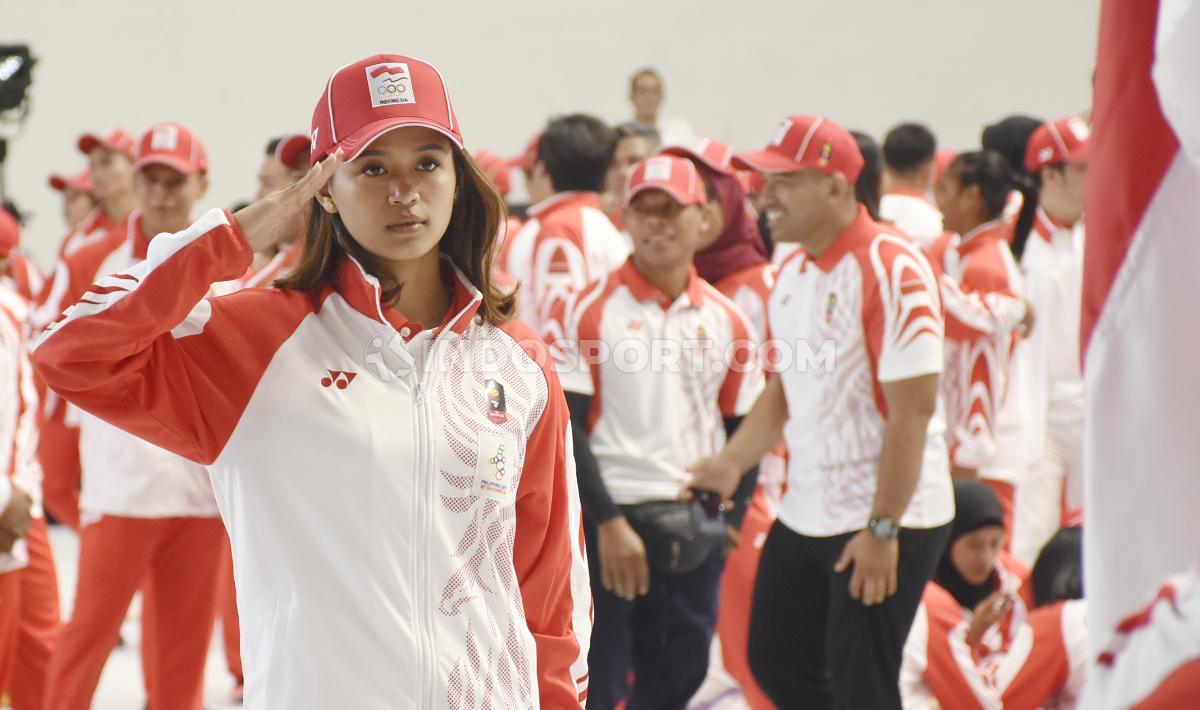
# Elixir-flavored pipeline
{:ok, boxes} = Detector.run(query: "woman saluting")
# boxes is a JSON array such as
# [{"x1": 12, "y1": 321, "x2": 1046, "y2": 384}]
[{"x1": 32, "y1": 54, "x2": 591, "y2": 709}]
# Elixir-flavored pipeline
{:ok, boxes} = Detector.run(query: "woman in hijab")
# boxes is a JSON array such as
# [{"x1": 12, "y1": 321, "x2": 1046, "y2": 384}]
[{"x1": 900, "y1": 480, "x2": 1098, "y2": 710}]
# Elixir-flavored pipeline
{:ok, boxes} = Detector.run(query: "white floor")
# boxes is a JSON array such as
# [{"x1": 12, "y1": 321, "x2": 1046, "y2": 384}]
[{"x1": 44, "y1": 525, "x2": 242, "y2": 709}]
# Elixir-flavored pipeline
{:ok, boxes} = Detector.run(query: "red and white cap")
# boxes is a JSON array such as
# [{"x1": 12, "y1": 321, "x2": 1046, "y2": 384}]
[
  {"x1": 134, "y1": 123, "x2": 209, "y2": 175},
  {"x1": 733, "y1": 115, "x2": 864, "y2": 182},
  {"x1": 275, "y1": 133, "x2": 312, "y2": 171},
  {"x1": 77, "y1": 128, "x2": 136, "y2": 160},
  {"x1": 0, "y1": 208, "x2": 19, "y2": 258},
  {"x1": 509, "y1": 133, "x2": 541, "y2": 172},
  {"x1": 1024, "y1": 116, "x2": 1090, "y2": 172},
  {"x1": 623, "y1": 155, "x2": 707, "y2": 208},
  {"x1": 659, "y1": 137, "x2": 737, "y2": 176},
  {"x1": 472, "y1": 150, "x2": 512, "y2": 197},
  {"x1": 309, "y1": 54, "x2": 462, "y2": 166},
  {"x1": 48, "y1": 168, "x2": 93, "y2": 194}
]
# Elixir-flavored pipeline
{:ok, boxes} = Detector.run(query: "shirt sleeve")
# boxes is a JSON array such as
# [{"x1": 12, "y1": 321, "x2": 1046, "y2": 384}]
[
  {"x1": 530, "y1": 227, "x2": 589, "y2": 329},
  {"x1": 866, "y1": 237, "x2": 946, "y2": 383},
  {"x1": 718, "y1": 304, "x2": 764, "y2": 418},
  {"x1": 543, "y1": 288, "x2": 598, "y2": 398},
  {"x1": 513, "y1": 354, "x2": 592, "y2": 707}
]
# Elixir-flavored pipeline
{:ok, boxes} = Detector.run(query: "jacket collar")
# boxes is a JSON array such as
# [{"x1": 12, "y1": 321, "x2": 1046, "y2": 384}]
[
  {"x1": 809, "y1": 206, "x2": 879, "y2": 272},
  {"x1": 616, "y1": 256, "x2": 707, "y2": 309},
  {"x1": 527, "y1": 191, "x2": 602, "y2": 219},
  {"x1": 332, "y1": 253, "x2": 482, "y2": 338}
]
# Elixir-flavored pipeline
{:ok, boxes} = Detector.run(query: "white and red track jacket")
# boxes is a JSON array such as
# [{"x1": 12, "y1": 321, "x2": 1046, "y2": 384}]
[
  {"x1": 31, "y1": 208, "x2": 591, "y2": 709},
  {"x1": 927, "y1": 222, "x2": 1027, "y2": 479},
  {"x1": 504, "y1": 191, "x2": 630, "y2": 331},
  {"x1": 881, "y1": 187, "x2": 944, "y2": 249},
  {"x1": 0, "y1": 283, "x2": 42, "y2": 574},
  {"x1": 901, "y1": 555, "x2": 1088, "y2": 710},
  {"x1": 1018, "y1": 209, "x2": 1085, "y2": 461},
  {"x1": 546, "y1": 258, "x2": 763, "y2": 505},
  {"x1": 1086, "y1": 565, "x2": 1200, "y2": 709},
  {"x1": 769, "y1": 208, "x2": 954, "y2": 537}
]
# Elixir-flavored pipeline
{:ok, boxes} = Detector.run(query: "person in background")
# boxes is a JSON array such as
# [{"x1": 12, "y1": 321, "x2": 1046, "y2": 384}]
[
  {"x1": 627, "y1": 67, "x2": 694, "y2": 147},
  {"x1": 1008, "y1": 117, "x2": 1090, "y2": 565},
  {"x1": 41, "y1": 123, "x2": 227, "y2": 710},
  {"x1": 48, "y1": 170, "x2": 96, "y2": 232},
  {"x1": 0, "y1": 212, "x2": 60, "y2": 710},
  {"x1": 504, "y1": 114, "x2": 629, "y2": 330},
  {"x1": 601, "y1": 122, "x2": 658, "y2": 229},
  {"x1": 32, "y1": 128, "x2": 139, "y2": 533},
  {"x1": 239, "y1": 133, "x2": 311, "y2": 288},
  {"x1": 980, "y1": 115, "x2": 1043, "y2": 243},
  {"x1": 660, "y1": 138, "x2": 776, "y2": 710},
  {"x1": 928, "y1": 151, "x2": 1028, "y2": 545},
  {"x1": 471, "y1": 148, "x2": 523, "y2": 286},
  {"x1": 692, "y1": 115, "x2": 954, "y2": 709},
  {"x1": 851, "y1": 130, "x2": 885, "y2": 221},
  {"x1": 546, "y1": 154, "x2": 762, "y2": 709},
  {"x1": 880, "y1": 122, "x2": 943, "y2": 246}
]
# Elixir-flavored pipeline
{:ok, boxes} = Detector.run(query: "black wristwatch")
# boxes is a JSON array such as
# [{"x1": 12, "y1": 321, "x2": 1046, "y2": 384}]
[{"x1": 867, "y1": 516, "x2": 900, "y2": 540}]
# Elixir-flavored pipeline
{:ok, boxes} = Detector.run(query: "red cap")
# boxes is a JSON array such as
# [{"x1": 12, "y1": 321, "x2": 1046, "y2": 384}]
[
  {"x1": 472, "y1": 150, "x2": 512, "y2": 197},
  {"x1": 741, "y1": 169, "x2": 763, "y2": 195},
  {"x1": 0, "y1": 208, "x2": 19, "y2": 258},
  {"x1": 310, "y1": 54, "x2": 462, "y2": 166},
  {"x1": 659, "y1": 137, "x2": 737, "y2": 176},
  {"x1": 733, "y1": 115, "x2": 865, "y2": 182},
  {"x1": 509, "y1": 133, "x2": 541, "y2": 173},
  {"x1": 934, "y1": 149, "x2": 959, "y2": 183},
  {"x1": 77, "y1": 129, "x2": 136, "y2": 161},
  {"x1": 48, "y1": 168, "x2": 93, "y2": 194},
  {"x1": 134, "y1": 123, "x2": 209, "y2": 175},
  {"x1": 275, "y1": 133, "x2": 312, "y2": 171},
  {"x1": 1025, "y1": 116, "x2": 1090, "y2": 172},
  {"x1": 623, "y1": 155, "x2": 707, "y2": 208}
]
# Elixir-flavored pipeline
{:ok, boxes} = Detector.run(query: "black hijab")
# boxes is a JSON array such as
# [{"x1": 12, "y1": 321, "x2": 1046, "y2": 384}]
[{"x1": 934, "y1": 480, "x2": 1006, "y2": 609}]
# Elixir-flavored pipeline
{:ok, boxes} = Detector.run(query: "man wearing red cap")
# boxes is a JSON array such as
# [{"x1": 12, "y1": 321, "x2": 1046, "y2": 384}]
[
  {"x1": 42, "y1": 122, "x2": 226, "y2": 710},
  {"x1": 690, "y1": 115, "x2": 954, "y2": 709},
  {"x1": 545, "y1": 154, "x2": 762, "y2": 709},
  {"x1": 504, "y1": 115, "x2": 631, "y2": 331},
  {"x1": 1009, "y1": 116, "x2": 1090, "y2": 565},
  {"x1": 48, "y1": 170, "x2": 96, "y2": 232},
  {"x1": 31, "y1": 128, "x2": 139, "y2": 533}
]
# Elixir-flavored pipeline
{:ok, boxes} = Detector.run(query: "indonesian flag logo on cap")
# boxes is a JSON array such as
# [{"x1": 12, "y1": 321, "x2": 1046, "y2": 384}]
[{"x1": 366, "y1": 63, "x2": 415, "y2": 108}]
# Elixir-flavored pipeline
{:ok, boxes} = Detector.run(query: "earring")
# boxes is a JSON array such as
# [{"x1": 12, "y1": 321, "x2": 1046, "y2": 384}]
[{"x1": 322, "y1": 200, "x2": 338, "y2": 214}]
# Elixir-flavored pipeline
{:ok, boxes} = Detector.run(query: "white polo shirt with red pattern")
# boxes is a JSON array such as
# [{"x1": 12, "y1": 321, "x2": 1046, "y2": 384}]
[
  {"x1": 504, "y1": 191, "x2": 630, "y2": 332},
  {"x1": 546, "y1": 258, "x2": 763, "y2": 506},
  {"x1": 769, "y1": 208, "x2": 954, "y2": 537}
]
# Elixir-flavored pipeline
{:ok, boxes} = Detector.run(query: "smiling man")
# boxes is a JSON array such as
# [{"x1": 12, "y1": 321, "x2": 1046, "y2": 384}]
[{"x1": 690, "y1": 115, "x2": 954, "y2": 709}]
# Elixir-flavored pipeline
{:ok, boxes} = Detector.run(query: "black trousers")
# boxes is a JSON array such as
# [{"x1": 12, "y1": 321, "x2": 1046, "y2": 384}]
[
  {"x1": 584, "y1": 519, "x2": 725, "y2": 710},
  {"x1": 747, "y1": 520, "x2": 950, "y2": 710}
]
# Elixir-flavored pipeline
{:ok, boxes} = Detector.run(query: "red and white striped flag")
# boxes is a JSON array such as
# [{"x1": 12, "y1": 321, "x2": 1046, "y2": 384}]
[{"x1": 1083, "y1": 0, "x2": 1200, "y2": 663}]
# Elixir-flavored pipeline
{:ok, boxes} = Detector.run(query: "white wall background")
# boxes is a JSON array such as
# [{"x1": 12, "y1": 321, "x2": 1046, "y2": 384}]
[{"x1": 4, "y1": 0, "x2": 1099, "y2": 267}]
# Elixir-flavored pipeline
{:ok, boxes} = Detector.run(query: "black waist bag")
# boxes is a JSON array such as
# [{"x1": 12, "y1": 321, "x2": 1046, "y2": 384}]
[{"x1": 621, "y1": 501, "x2": 725, "y2": 574}]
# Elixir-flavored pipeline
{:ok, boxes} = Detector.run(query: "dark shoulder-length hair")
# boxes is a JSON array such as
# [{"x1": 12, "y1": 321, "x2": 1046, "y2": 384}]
[{"x1": 276, "y1": 146, "x2": 517, "y2": 324}]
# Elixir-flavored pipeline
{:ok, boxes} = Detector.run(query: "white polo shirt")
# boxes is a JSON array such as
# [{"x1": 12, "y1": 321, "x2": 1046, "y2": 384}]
[
  {"x1": 547, "y1": 258, "x2": 764, "y2": 505},
  {"x1": 768, "y1": 208, "x2": 954, "y2": 537},
  {"x1": 880, "y1": 188, "x2": 944, "y2": 248}
]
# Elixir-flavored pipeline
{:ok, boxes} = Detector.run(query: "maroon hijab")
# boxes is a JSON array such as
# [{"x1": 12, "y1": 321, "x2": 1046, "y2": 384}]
[{"x1": 692, "y1": 162, "x2": 768, "y2": 285}]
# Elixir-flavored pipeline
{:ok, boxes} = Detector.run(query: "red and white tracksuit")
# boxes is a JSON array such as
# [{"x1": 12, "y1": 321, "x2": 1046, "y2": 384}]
[
  {"x1": 0, "y1": 284, "x2": 60, "y2": 710},
  {"x1": 32, "y1": 208, "x2": 592, "y2": 708},
  {"x1": 1086, "y1": 565, "x2": 1200, "y2": 709},
  {"x1": 901, "y1": 554, "x2": 1088, "y2": 709},
  {"x1": 1013, "y1": 209, "x2": 1085, "y2": 563},
  {"x1": 37, "y1": 211, "x2": 227, "y2": 710},
  {"x1": 31, "y1": 207, "x2": 131, "y2": 531},
  {"x1": 927, "y1": 222, "x2": 1028, "y2": 549},
  {"x1": 504, "y1": 191, "x2": 630, "y2": 331}
]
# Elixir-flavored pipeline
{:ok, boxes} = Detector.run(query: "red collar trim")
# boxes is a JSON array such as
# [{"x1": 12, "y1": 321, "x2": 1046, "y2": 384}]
[
  {"x1": 617, "y1": 257, "x2": 707, "y2": 308},
  {"x1": 811, "y1": 206, "x2": 879, "y2": 272},
  {"x1": 332, "y1": 254, "x2": 482, "y2": 338}
]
